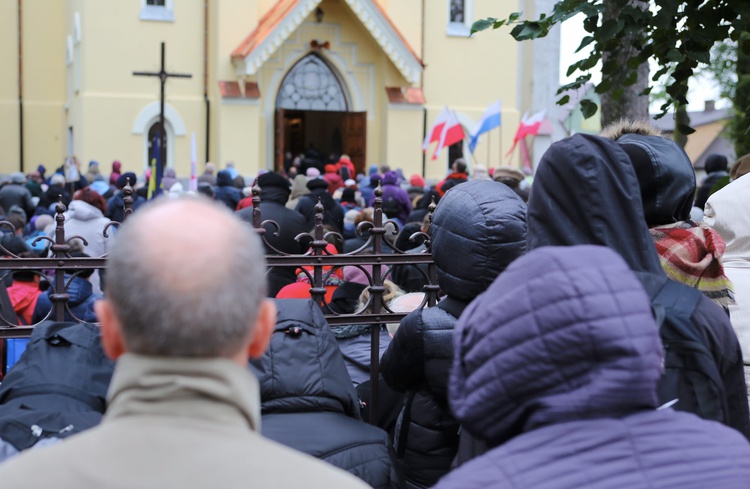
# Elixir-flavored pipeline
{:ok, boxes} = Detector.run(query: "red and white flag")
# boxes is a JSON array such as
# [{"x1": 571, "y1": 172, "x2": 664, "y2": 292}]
[
  {"x1": 505, "y1": 109, "x2": 546, "y2": 157},
  {"x1": 422, "y1": 107, "x2": 451, "y2": 152},
  {"x1": 433, "y1": 110, "x2": 465, "y2": 160}
]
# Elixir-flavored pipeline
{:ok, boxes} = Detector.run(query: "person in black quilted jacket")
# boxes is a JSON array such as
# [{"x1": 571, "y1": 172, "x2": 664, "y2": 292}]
[
  {"x1": 379, "y1": 180, "x2": 527, "y2": 489},
  {"x1": 251, "y1": 299, "x2": 399, "y2": 489}
]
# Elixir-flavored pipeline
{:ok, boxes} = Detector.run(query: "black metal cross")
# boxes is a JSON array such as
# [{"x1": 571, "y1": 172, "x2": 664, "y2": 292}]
[{"x1": 133, "y1": 42, "x2": 192, "y2": 194}]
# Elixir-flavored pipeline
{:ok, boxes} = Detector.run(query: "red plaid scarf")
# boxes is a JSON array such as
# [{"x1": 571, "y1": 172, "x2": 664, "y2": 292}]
[{"x1": 650, "y1": 221, "x2": 735, "y2": 307}]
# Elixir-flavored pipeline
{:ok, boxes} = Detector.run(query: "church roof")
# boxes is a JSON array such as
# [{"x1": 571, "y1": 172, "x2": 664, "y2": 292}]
[{"x1": 231, "y1": 0, "x2": 423, "y2": 84}]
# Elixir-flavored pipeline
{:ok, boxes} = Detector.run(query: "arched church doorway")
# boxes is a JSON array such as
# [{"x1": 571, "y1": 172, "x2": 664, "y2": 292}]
[{"x1": 275, "y1": 53, "x2": 366, "y2": 175}]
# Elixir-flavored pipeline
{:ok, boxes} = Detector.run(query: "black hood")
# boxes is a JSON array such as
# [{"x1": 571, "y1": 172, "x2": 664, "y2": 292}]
[
  {"x1": 250, "y1": 299, "x2": 360, "y2": 419},
  {"x1": 216, "y1": 169, "x2": 234, "y2": 187},
  {"x1": 430, "y1": 180, "x2": 527, "y2": 301},
  {"x1": 528, "y1": 133, "x2": 664, "y2": 277},
  {"x1": 616, "y1": 133, "x2": 696, "y2": 227}
]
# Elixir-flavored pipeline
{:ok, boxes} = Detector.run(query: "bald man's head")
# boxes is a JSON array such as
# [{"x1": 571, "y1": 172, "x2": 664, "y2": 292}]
[{"x1": 104, "y1": 197, "x2": 268, "y2": 358}]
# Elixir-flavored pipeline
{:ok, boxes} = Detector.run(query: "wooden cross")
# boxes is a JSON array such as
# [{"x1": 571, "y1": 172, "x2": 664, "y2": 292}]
[{"x1": 133, "y1": 42, "x2": 192, "y2": 195}]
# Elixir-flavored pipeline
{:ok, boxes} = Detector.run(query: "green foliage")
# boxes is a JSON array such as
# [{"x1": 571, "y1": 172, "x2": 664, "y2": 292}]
[{"x1": 471, "y1": 0, "x2": 747, "y2": 133}]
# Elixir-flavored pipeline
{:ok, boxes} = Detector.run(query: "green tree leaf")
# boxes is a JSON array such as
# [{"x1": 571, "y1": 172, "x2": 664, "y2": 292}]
[{"x1": 580, "y1": 99, "x2": 598, "y2": 118}]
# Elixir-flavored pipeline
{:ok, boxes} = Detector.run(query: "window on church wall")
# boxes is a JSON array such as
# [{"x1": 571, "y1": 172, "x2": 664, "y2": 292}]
[
  {"x1": 140, "y1": 0, "x2": 174, "y2": 22},
  {"x1": 276, "y1": 54, "x2": 349, "y2": 112},
  {"x1": 446, "y1": 0, "x2": 472, "y2": 37},
  {"x1": 147, "y1": 122, "x2": 168, "y2": 165}
]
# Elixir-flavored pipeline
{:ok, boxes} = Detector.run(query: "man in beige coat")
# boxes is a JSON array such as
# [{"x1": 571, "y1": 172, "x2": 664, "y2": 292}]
[{"x1": 0, "y1": 197, "x2": 368, "y2": 489}]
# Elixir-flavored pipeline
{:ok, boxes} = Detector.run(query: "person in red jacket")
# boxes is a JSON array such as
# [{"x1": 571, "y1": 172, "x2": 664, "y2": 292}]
[
  {"x1": 323, "y1": 164, "x2": 344, "y2": 195},
  {"x1": 436, "y1": 159, "x2": 469, "y2": 197}
]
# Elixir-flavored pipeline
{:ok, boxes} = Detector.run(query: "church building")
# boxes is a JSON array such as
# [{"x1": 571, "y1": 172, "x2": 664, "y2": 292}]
[{"x1": 0, "y1": 0, "x2": 554, "y2": 181}]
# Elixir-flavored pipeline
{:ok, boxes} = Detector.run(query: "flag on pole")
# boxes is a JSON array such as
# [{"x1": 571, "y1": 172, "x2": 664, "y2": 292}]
[
  {"x1": 422, "y1": 107, "x2": 451, "y2": 152},
  {"x1": 433, "y1": 110, "x2": 465, "y2": 160},
  {"x1": 147, "y1": 134, "x2": 160, "y2": 200},
  {"x1": 505, "y1": 110, "x2": 546, "y2": 157},
  {"x1": 189, "y1": 132, "x2": 198, "y2": 192},
  {"x1": 469, "y1": 99, "x2": 502, "y2": 153}
]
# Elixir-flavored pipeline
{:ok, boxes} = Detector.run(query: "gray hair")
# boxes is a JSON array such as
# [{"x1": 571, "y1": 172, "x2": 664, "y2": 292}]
[
  {"x1": 50, "y1": 173, "x2": 66, "y2": 186},
  {"x1": 106, "y1": 196, "x2": 267, "y2": 358}
]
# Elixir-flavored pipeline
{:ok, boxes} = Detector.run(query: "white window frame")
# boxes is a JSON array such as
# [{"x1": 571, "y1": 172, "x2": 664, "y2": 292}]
[
  {"x1": 446, "y1": 0, "x2": 473, "y2": 37},
  {"x1": 139, "y1": 0, "x2": 174, "y2": 22}
]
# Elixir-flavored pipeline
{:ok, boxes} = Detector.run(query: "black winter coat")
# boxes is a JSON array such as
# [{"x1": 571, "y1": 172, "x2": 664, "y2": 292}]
[
  {"x1": 527, "y1": 133, "x2": 750, "y2": 439},
  {"x1": 251, "y1": 299, "x2": 398, "y2": 489},
  {"x1": 105, "y1": 192, "x2": 146, "y2": 223},
  {"x1": 295, "y1": 179, "x2": 344, "y2": 233},
  {"x1": 214, "y1": 170, "x2": 241, "y2": 211},
  {"x1": 380, "y1": 181, "x2": 527, "y2": 488},
  {"x1": 236, "y1": 185, "x2": 308, "y2": 297}
]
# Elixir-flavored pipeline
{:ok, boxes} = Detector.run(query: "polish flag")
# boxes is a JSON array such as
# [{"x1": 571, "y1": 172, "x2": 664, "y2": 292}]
[
  {"x1": 433, "y1": 110, "x2": 465, "y2": 160},
  {"x1": 505, "y1": 109, "x2": 546, "y2": 157},
  {"x1": 423, "y1": 107, "x2": 451, "y2": 152}
]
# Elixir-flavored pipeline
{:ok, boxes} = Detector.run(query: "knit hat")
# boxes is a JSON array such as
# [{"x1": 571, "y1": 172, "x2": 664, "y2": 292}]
[
  {"x1": 306, "y1": 167, "x2": 321, "y2": 178},
  {"x1": 116, "y1": 172, "x2": 137, "y2": 189},
  {"x1": 370, "y1": 173, "x2": 382, "y2": 186},
  {"x1": 704, "y1": 154, "x2": 728, "y2": 174},
  {"x1": 10, "y1": 172, "x2": 26, "y2": 184},
  {"x1": 341, "y1": 187, "x2": 356, "y2": 203},
  {"x1": 324, "y1": 164, "x2": 337, "y2": 174},
  {"x1": 258, "y1": 172, "x2": 291, "y2": 194},
  {"x1": 409, "y1": 174, "x2": 426, "y2": 187}
]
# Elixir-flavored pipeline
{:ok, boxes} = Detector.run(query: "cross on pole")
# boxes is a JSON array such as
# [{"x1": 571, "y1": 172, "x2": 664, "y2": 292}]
[{"x1": 133, "y1": 42, "x2": 192, "y2": 196}]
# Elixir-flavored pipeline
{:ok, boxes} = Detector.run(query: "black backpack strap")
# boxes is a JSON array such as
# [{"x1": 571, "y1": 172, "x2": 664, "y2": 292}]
[
  {"x1": 436, "y1": 297, "x2": 470, "y2": 319},
  {"x1": 653, "y1": 280, "x2": 703, "y2": 339}
]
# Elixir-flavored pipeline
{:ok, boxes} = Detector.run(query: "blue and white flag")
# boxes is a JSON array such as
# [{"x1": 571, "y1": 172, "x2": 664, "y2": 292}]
[{"x1": 469, "y1": 100, "x2": 502, "y2": 153}]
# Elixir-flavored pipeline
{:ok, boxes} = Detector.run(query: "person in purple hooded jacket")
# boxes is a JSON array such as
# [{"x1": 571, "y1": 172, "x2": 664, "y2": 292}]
[
  {"x1": 436, "y1": 245, "x2": 750, "y2": 489},
  {"x1": 367, "y1": 171, "x2": 411, "y2": 224}
]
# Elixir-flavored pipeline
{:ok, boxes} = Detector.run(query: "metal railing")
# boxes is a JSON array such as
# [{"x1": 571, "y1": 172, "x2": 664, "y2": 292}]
[{"x1": 0, "y1": 179, "x2": 438, "y2": 423}]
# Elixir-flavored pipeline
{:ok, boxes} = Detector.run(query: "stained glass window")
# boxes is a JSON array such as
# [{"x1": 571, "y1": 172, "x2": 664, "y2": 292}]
[{"x1": 276, "y1": 55, "x2": 348, "y2": 112}]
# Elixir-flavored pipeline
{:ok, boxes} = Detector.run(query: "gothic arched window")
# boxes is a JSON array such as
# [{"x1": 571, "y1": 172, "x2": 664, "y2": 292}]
[{"x1": 276, "y1": 54, "x2": 348, "y2": 112}]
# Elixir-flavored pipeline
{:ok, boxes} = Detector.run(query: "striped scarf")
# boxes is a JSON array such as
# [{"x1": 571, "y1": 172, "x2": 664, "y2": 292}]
[{"x1": 650, "y1": 220, "x2": 735, "y2": 307}]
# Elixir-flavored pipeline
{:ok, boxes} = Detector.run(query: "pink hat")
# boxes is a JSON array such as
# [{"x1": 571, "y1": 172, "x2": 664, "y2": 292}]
[{"x1": 306, "y1": 168, "x2": 321, "y2": 177}]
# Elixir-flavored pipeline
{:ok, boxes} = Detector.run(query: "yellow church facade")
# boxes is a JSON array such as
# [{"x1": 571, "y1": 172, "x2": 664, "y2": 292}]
[{"x1": 0, "y1": 0, "x2": 538, "y2": 182}]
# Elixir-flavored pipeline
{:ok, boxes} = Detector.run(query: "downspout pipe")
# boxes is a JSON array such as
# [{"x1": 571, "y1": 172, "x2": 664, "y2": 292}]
[
  {"x1": 204, "y1": 0, "x2": 210, "y2": 164},
  {"x1": 420, "y1": 0, "x2": 426, "y2": 177},
  {"x1": 18, "y1": 0, "x2": 24, "y2": 173}
]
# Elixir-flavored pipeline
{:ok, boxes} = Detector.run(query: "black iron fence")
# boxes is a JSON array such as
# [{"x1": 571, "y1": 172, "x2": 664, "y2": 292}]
[{"x1": 0, "y1": 180, "x2": 438, "y2": 422}]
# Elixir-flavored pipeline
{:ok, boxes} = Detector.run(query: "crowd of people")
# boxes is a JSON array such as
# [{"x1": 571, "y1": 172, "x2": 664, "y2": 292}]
[{"x1": 0, "y1": 123, "x2": 749, "y2": 487}]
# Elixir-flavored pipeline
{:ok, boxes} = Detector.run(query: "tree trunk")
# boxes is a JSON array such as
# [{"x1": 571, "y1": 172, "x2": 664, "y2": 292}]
[
  {"x1": 600, "y1": 0, "x2": 650, "y2": 126},
  {"x1": 733, "y1": 31, "x2": 750, "y2": 158},
  {"x1": 674, "y1": 104, "x2": 690, "y2": 148}
]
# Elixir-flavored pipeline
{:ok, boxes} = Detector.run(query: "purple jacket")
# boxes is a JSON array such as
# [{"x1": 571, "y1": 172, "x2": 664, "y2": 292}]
[
  {"x1": 435, "y1": 245, "x2": 750, "y2": 489},
  {"x1": 368, "y1": 171, "x2": 412, "y2": 223}
]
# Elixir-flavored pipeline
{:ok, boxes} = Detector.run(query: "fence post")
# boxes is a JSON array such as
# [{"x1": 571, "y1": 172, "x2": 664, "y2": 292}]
[
  {"x1": 367, "y1": 183, "x2": 387, "y2": 424},
  {"x1": 122, "y1": 178, "x2": 134, "y2": 219},
  {"x1": 49, "y1": 201, "x2": 70, "y2": 321},
  {"x1": 308, "y1": 199, "x2": 327, "y2": 308}
]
